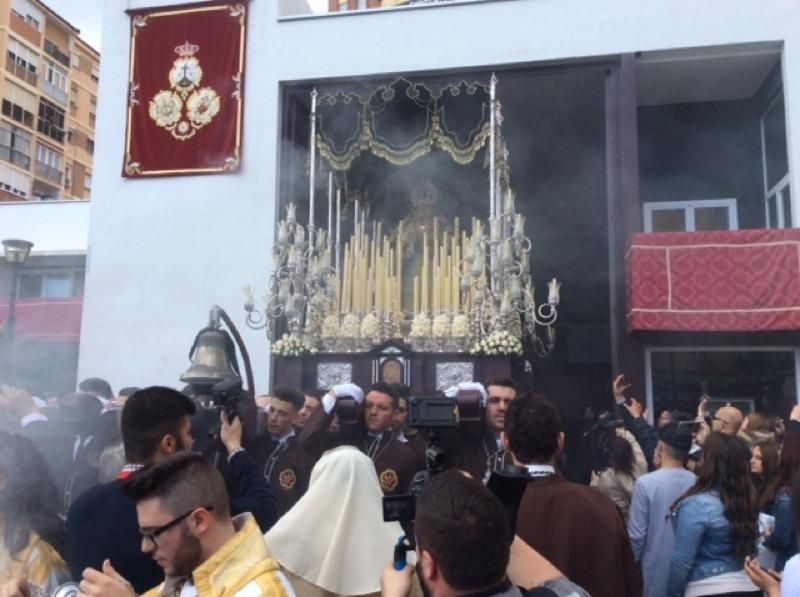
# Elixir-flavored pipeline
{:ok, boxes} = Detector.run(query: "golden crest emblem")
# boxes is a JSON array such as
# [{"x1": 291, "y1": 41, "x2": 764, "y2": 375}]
[
  {"x1": 279, "y1": 468, "x2": 297, "y2": 490},
  {"x1": 379, "y1": 468, "x2": 399, "y2": 493},
  {"x1": 149, "y1": 41, "x2": 221, "y2": 141}
]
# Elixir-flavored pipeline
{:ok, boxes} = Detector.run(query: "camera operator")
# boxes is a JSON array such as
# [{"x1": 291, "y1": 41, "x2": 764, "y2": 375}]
[
  {"x1": 440, "y1": 378, "x2": 517, "y2": 481},
  {"x1": 299, "y1": 382, "x2": 419, "y2": 495},
  {"x1": 65, "y1": 386, "x2": 278, "y2": 594},
  {"x1": 381, "y1": 470, "x2": 589, "y2": 597}
]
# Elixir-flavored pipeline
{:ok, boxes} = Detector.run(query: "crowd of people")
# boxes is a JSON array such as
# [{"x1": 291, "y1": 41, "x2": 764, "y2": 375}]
[{"x1": 0, "y1": 372, "x2": 799, "y2": 597}]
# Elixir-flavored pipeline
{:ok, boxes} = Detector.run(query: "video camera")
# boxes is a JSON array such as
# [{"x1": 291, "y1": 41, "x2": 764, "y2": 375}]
[{"x1": 582, "y1": 409, "x2": 624, "y2": 473}]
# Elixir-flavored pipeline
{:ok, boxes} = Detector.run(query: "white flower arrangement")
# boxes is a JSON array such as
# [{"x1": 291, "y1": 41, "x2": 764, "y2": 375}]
[
  {"x1": 321, "y1": 315, "x2": 340, "y2": 339},
  {"x1": 470, "y1": 330, "x2": 523, "y2": 356},
  {"x1": 432, "y1": 314, "x2": 451, "y2": 338},
  {"x1": 339, "y1": 314, "x2": 361, "y2": 338},
  {"x1": 451, "y1": 314, "x2": 471, "y2": 337},
  {"x1": 361, "y1": 313, "x2": 380, "y2": 339},
  {"x1": 410, "y1": 313, "x2": 432, "y2": 338},
  {"x1": 272, "y1": 334, "x2": 317, "y2": 357}
]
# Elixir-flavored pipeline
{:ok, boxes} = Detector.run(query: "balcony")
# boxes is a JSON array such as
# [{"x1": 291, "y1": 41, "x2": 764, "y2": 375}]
[
  {"x1": 627, "y1": 229, "x2": 800, "y2": 332},
  {"x1": 41, "y1": 80, "x2": 67, "y2": 105},
  {"x1": 9, "y1": 12, "x2": 41, "y2": 47},
  {"x1": 5, "y1": 57, "x2": 37, "y2": 86},
  {"x1": 35, "y1": 160, "x2": 62, "y2": 184},
  {"x1": 0, "y1": 145, "x2": 30, "y2": 169},
  {"x1": 37, "y1": 119, "x2": 65, "y2": 143},
  {"x1": 43, "y1": 39, "x2": 69, "y2": 68}
]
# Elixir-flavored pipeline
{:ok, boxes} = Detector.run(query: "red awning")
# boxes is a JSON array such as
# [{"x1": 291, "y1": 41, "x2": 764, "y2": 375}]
[
  {"x1": 627, "y1": 229, "x2": 800, "y2": 332},
  {"x1": 0, "y1": 298, "x2": 82, "y2": 342}
]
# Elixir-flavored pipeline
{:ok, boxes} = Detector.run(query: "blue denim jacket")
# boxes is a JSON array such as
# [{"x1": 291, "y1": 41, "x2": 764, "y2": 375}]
[
  {"x1": 666, "y1": 491, "x2": 742, "y2": 597},
  {"x1": 764, "y1": 487, "x2": 799, "y2": 571}
]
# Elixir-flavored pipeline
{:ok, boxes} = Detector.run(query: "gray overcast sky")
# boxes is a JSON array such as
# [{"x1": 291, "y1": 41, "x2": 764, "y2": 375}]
[{"x1": 43, "y1": 0, "x2": 104, "y2": 51}]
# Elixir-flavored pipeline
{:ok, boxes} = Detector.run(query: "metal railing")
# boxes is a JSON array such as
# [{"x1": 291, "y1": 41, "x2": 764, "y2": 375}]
[
  {"x1": 5, "y1": 57, "x2": 37, "y2": 86},
  {"x1": 35, "y1": 160, "x2": 62, "y2": 183}
]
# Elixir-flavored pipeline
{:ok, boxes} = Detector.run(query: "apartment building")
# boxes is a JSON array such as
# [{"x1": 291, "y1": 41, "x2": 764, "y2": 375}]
[{"x1": 0, "y1": 0, "x2": 98, "y2": 202}]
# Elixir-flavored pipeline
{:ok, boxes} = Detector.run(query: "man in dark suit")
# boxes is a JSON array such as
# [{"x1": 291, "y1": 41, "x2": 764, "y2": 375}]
[
  {"x1": 250, "y1": 384, "x2": 313, "y2": 516},
  {"x1": 65, "y1": 386, "x2": 279, "y2": 594},
  {"x1": 300, "y1": 382, "x2": 420, "y2": 495},
  {"x1": 504, "y1": 395, "x2": 641, "y2": 597}
]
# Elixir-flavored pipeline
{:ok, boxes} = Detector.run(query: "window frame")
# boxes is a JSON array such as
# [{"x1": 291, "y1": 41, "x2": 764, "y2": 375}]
[{"x1": 643, "y1": 198, "x2": 739, "y2": 233}]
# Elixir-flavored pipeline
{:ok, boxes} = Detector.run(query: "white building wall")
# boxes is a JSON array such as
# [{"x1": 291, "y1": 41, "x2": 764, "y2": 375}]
[{"x1": 80, "y1": 0, "x2": 800, "y2": 392}]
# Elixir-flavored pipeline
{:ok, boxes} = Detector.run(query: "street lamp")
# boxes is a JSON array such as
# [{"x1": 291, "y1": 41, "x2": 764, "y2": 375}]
[{"x1": 2, "y1": 239, "x2": 33, "y2": 344}]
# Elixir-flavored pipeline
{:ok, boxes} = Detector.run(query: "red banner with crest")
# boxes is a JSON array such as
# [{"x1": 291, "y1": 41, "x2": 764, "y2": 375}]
[{"x1": 123, "y1": 1, "x2": 247, "y2": 177}]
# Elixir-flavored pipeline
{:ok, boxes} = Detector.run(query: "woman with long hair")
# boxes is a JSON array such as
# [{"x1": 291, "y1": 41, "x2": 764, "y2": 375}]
[
  {"x1": 591, "y1": 429, "x2": 647, "y2": 524},
  {"x1": 0, "y1": 432, "x2": 70, "y2": 592},
  {"x1": 763, "y1": 414, "x2": 800, "y2": 571},
  {"x1": 751, "y1": 440, "x2": 781, "y2": 514},
  {"x1": 666, "y1": 432, "x2": 760, "y2": 597}
]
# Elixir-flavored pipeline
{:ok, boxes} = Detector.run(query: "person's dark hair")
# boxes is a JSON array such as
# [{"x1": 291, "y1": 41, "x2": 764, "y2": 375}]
[
  {"x1": 389, "y1": 383, "x2": 411, "y2": 400},
  {"x1": 753, "y1": 440, "x2": 781, "y2": 513},
  {"x1": 608, "y1": 436, "x2": 634, "y2": 476},
  {"x1": 271, "y1": 384, "x2": 304, "y2": 412},
  {"x1": 484, "y1": 377, "x2": 517, "y2": 393},
  {"x1": 123, "y1": 452, "x2": 229, "y2": 521},
  {"x1": 780, "y1": 429, "x2": 800, "y2": 490},
  {"x1": 78, "y1": 377, "x2": 114, "y2": 400},
  {"x1": 118, "y1": 386, "x2": 141, "y2": 399},
  {"x1": 121, "y1": 387, "x2": 196, "y2": 464},
  {"x1": 302, "y1": 389, "x2": 323, "y2": 400},
  {"x1": 0, "y1": 433, "x2": 63, "y2": 556},
  {"x1": 505, "y1": 395, "x2": 561, "y2": 464},
  {"x1": 673, "y1": 432, "x2": 758, "y2": 561},
  {"x1": 368, "y1": 382, "x2": 399, "y2": 409},
  {"x1": 416, "y1": 470, "x2": 511, "y2": 591}
]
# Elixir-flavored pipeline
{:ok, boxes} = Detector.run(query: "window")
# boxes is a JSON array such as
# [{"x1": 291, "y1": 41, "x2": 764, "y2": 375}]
[
  {"x1": 35, "y1": 142, "x2": 62, "y2": 183},
  {"x1": 44, "y1": 59, "x2": 67, "y2": 91},
  {"x1": 18, "y1": 269, "x2": 85, "y2": 298},
  {"x1": 64, "y1": 163, "x2": 72, "y2": 189},
  {"x1": 72, "y1": 53, "x2": 81, "y2": 69},
  {"x1": 0, "y1": 121, "x2": 32, "y2": 169},
  {"x1": 2, "y1": 80, "x2": 36, "y2": 127},
  {"x1": 90, "y1": 66, "x2": 99, "y2": 83},
  {"x1": 643, "y1": 199, "x2": 738, "y2": 233},
  {"x1": 0, "y1": 163, "x2": 29, "y2": 198},
  {"x1": 37, "y1": 98, "x2": 65, "y2": 142},
  {"x1": 43, "y1": 40, "x2": 69, "y2": 67},
  {"x1": 6, "y1": 38, "x2": 38, "y2": 85},
  {"x1": 86, "y1": 138, "x2": 94, "y2": 154},
  {"x1": 762, "y1": 91, "x2": 792, "y2": 229},
  {"x1": 24, "y1": 14, "x2": 39, "y2": 30},
  {"x1": 84, "y1": 173, "x2": 91, "y2": 191},
  {"x1": 66, "y1": 128, "x2": 74, "y2": 144},
  {"x1": 646, "y1": 348, "x2": 799, "y2": 420}
]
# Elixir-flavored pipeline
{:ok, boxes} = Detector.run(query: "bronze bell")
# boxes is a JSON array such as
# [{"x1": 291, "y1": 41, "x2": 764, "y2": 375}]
[{"x1": 180, "y1": 327, "x2": 241, "y2": 385}]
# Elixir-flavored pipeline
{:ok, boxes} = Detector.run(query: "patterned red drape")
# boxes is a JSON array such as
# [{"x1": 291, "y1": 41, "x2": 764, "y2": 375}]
[
  {"x1": 627, "y1": 229, "x2": 800, "y2": 332},
  {"x1": 123, "y1": 1, "x2": 248, "y2": 177}
]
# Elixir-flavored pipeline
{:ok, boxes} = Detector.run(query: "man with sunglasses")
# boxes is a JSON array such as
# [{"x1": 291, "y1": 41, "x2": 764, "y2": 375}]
[{"x1": 79, "y1": 452, "x2": 292, "y2": 597}]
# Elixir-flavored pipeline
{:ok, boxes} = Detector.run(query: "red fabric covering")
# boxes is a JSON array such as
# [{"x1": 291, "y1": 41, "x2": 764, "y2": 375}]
[
  {"x1": 0, "y1": 298, "x2": 82, "y2": 342},
  {"x1": 122, "y1": 1, "x2": 248, "y2": 177},
  {"x1": 627, "y1": 229, "x2": 800, "y2": 332}
]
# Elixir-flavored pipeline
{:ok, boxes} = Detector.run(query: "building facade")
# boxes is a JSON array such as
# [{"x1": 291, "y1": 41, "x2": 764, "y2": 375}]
[
  {"x1": 71, "y1": 0, "x2": 800, "y2": 430},
  {"x1": 0, "y1": 0, "x2": 98, "y2": 202}
]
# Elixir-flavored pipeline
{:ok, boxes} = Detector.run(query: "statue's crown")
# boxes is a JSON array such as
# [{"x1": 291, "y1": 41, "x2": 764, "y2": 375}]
[{"x1": 174, "y1": 41, "x2": 199, "y2": 57}]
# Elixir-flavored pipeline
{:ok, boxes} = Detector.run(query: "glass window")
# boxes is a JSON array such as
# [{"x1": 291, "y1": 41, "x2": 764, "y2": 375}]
[
  {"x1": 650, "y1": 209, "x2": 685, "y2": 232},
  {"x1": 767, "y1": 194, "x2": 778, "y2": 228},
  {"x1": 694, "y1": 206, "x2": 730, "y2": 231},
  {"x1": 18, "y1": 272, "x2": 42, "y2": 298},
  {"x1": 84, "y1": 173, "x2": 92, "y2": 191},
  {"x1": 36, "y1": 143, "x2": 61, "y2": 169},
  {"x1": 644, "y1": 199, "x2": 738, "y2": 233},
  {"x1": 37, "y1": 98, "x2": 65, "y2": 142},
  {"x1": 650, "y1": 349, "x2": 797, "y2": 418},
  {"x1": 43, "y1": 273, "x2": 72, "y2": 298},
  {"x1": 782, "y1": 185, "x2": 792, "y2": 228},
  {"x1": 44, "y1": 59, "x2": 68, "y2": 91},
  {"x1": 762, "y1": 92, "x2": 789, "y2": 192},
  {"x1": 7, "y1": 38, "x2": 38, "y2": 74}
]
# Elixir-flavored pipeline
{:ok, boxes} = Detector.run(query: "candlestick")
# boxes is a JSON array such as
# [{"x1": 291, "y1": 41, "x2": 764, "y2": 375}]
[
  {"x1": 327, "y1": 172, "x2": 333, "y2": 250},
  {"x1": 308, "y1": 88, "x2": 317, "y2": 250},
  {"x1": 548, "y1": 278, "x2": 561, "y2": 305},
  {"x1": 490, "y1": 219, "x2": 501, "y2": 242},
  {"x1": 335, "y1": 189, "x2": 341, "y2": 274}
]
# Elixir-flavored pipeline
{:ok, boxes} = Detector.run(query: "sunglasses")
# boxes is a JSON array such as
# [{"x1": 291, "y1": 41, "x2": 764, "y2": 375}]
[{"x1": 139, "y1": 505, "x2": 213, "y2": 548}]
